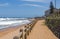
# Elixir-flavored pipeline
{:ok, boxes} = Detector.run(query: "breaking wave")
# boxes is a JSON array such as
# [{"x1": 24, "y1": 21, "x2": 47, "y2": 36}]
[{"x1": 0, "y1": 18, "x2": 31, "y2": 29}]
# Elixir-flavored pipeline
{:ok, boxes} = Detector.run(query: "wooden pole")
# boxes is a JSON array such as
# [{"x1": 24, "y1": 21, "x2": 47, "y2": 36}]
[
  {"x1": 19, "y1": 29, "x2": 23, "y2": 39},
  {"x1": 55, "y1": 0, "x2": 56, "y2": 8},
  {"x1": 24, "y1": 26, "x2": 27, "y2": 39},
  {"x1": 24, "y1": 29, "x2": 27, "y2": 39}
]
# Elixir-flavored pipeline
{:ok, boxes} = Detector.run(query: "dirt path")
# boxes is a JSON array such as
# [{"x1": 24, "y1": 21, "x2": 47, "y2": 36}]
[{"x1": 27, "y1": 20, "x2": 58, "y2": 39}]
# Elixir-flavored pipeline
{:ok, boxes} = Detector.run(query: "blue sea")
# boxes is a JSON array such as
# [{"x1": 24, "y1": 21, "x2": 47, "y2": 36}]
[{"x1": 0, "y1": 18, "x2": 31, "y2": 29}]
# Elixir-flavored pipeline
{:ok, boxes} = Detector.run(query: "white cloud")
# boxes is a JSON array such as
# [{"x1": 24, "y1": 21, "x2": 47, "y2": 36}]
[
  {"x1": 19, "y1": 4, "x2": 46, "y2": 8},
  {"x1": 0, "y1": 3, "x2": 8, "y2": 7},
  {"x1": 21, "y1": 0, "x2": 52, "y2": 3}
]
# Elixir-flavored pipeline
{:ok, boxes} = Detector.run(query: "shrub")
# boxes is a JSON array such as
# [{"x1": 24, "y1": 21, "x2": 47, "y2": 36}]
[{"x1": 45, "y1": 13, "x2": 60, "y2": 38}]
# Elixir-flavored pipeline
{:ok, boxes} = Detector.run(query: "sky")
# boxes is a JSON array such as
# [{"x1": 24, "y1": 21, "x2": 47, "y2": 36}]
[{"x1": 0, "y1": 0, "x2": 60, "y2": 18}]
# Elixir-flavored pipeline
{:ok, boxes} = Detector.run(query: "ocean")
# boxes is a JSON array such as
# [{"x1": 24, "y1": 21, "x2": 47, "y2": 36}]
[{"x1": 0, "y1": 18, "x2": 31, "y2": 29}]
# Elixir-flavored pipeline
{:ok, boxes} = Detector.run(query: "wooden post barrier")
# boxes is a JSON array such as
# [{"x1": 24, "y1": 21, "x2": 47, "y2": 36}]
[
  {"x1": 24, "y1": 29, "x2": 27, "y2": 39},
  {"x1": 24, "y1": 26, "x2": 27, "y2": 39},
  {"x1": 27, "y1": 26, "x2": 30, "y2": 35},
  {"x1": 24, "y1": 20, "x2": 37, "y2": 39},
  {"x1": 29, "y1": 21, "x2": 37, "y2": 33},
  {"x1": 29, "y1": 25, "x2": 32, "y2": 32},
  {"x1": 19, "y1": 29, "x2": 23, "y2": 39},
  {"x1": 27, "y1": 24, "x2": 31, "y2": 33},
  {"x1": 31, "y1": 22, "x2": 35, "y2": 31},
  {"x1": 25, "y1": 26, "x2": 30, "y2": 36},
  {"x1": 28, "y1": 23, "x2": 32, "y2": 33}
]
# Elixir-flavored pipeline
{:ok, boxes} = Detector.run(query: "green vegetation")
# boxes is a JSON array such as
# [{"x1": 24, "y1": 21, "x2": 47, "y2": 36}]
[
  {"x1": 45, "y1": 13, "x2": 60, "y2": 37},
  {"x1": 45, "y1": 1, "x2": 60, "y2": 38}
]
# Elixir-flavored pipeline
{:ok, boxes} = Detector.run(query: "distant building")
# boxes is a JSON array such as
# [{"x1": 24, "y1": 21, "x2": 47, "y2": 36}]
[{"x1": 45, "y1": 8, "x2": 59, "y2": 16}]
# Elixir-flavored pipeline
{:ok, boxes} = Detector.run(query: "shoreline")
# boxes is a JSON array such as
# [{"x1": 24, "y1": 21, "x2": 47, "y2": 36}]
[
  {"x1": 0, "y1": 19, "x2": 32, "y2": 31},
  {"x1": 0, "y1": 23, "x2": 28, "y2": 37},
  {"x1": 0, "y1": 19, "x2": 36, "y2": 39}
]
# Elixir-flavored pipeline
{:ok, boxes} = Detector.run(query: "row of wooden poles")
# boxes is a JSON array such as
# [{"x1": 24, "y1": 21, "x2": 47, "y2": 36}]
[{"x1": 13, "y1": 20, "x2": 37, "y2": 39}]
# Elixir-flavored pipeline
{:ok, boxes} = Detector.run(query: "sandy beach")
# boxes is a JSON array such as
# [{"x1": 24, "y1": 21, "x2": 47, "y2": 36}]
[{"x1": 0, "y1": 24, "x2": 25, "y2": 39}]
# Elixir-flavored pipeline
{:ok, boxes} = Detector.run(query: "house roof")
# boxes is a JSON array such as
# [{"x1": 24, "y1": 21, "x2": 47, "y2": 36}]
[{"x1": 45, "y1": 8, "x2": 58, "y2": 13}]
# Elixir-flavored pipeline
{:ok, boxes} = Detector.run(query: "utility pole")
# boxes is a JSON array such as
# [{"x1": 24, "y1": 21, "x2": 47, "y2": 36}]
[{"x1": 55, "y1": 0, "x2": 56, "y2": 8}]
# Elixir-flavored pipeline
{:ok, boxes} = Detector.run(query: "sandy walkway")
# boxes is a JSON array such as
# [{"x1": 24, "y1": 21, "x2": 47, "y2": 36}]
[{"x1": 27, "y1": 20, "x2": 58, "y2": 39}]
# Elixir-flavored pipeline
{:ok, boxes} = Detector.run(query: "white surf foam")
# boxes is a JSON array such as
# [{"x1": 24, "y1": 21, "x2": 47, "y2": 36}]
[{"x1": 0, "y1": 18, "x2": 31, "y2": 29}]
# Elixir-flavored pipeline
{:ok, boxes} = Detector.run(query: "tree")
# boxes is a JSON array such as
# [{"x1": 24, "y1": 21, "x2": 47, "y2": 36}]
[{"x1": 50, "y1": 1, "x2": 54, "y2": 14}]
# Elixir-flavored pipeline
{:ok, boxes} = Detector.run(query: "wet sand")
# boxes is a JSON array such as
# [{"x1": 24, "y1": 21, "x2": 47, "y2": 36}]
[
  {"x1": 0, "y1": 24, "x2": 24, "y2": 39},
  {"x1": 27, "y1": 20, "x2": 58, "y2": 39}
]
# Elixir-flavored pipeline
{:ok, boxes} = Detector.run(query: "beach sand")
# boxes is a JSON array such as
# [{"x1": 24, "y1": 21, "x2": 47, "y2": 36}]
[{"x1": 0, "y1": 24, "x2": 24, "y2": 39}]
